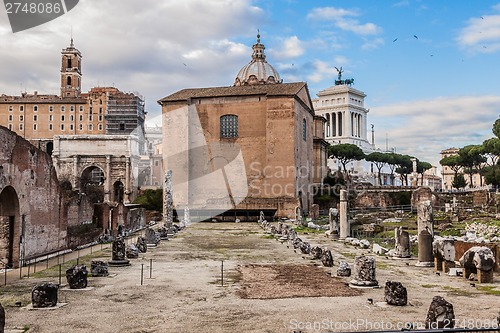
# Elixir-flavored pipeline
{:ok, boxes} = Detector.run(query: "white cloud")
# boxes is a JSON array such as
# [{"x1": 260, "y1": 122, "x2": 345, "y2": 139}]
[
  {"x1": 457, "y1": 5, "x2": 500, "y2": 53},
  {"x1": 362, "y1": 37, "x2": 384, "y2": 50},
  {"x1": 307, "y1": 6, "x2": 382, "y2": 36},
  {"x1": 270, "y1": 36, "x2": 304, "y2": 59},
  {"x1": 0, "y1": 0, "x2": 265, "y2": 115},
  {"x1": 371, "y1": 95, "x2": 500, "y2": 165}
]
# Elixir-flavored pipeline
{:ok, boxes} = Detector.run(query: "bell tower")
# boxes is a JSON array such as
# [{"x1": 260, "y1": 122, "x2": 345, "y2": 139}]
[{"x1": 60, "y1": 38, "x2": 82, "y2": 98}]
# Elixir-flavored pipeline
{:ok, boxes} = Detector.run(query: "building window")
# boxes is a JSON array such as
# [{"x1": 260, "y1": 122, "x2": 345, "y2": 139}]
[
  {"x1": 61, "y1": 106, "x2": 65, "y2": 112},
  {"x1": 302, "y1": 119, "x2": 307, "y2": 141},
  {"x1": 33, "y1": 115, "x2": 38, "y2": 121},
  {"x1": 8, "y1": 106, "x2": 13, "y2": 112},
  {"x1": 98, "y1": 115, "x2": 103, "y2": 122},
  {"x1": 49, "y1": 115, "x2": 53, "y2": 121},
  {"x1": 78, "y1": 124, "x2": 83, "y2": 130},
  {"x1": 70, "y1": 106, "x2": 74, "y2": 112},
  {"x1": 70, "y1": 124, "x2": 74, "y2": 131},
  {"x1": 61, "y1": 115, "x2": 65, "y2": 121},
  {"x1": 119, "y1": 123, "x2": 125, "y2": 131},
  {"x1": 220, "y1": 114, "x2": 238, "y2": 138},
  {"x1": 19, "y1": 115, "x2": 24, "y2": 121},
  {"x1": 155, "y1": 160, "x2": 159, "y2": 166},
  {"x1": 33, "y1": 124, "x2": 37, "y2": 131},
  {"x1": 79, "y1": 106, "x2": 84, "y2": 112},
  {"x1": 99, "y1": 107, "x2": 103, "y2": 114},
  {"x1": 8, "y1": 124, "x2": 12, "y2": 130},
  {"x1": 89, "y1": 107, "x2": 93, "y2": 114},
  {"x1": 98, "y1": 123, "x2": 103, "y2": 131},
  {"x1": 19, "y1": 105, "x2": 24, "y2": 112},
  {"x1": 33, "y1": 105, "x2": 38, "y2": 112},
  {"x1": 88, "y1": 124, "x2": 93, "y2": 131},
  {"x1": 8, "y1": 115, "x2": 12, "y2": 122},
  {"x1": 49, "y1": 106, "x2": 54, "y2": 112},
  {"x1": 89, "y1": 114, "x2": 93, "y2": 121},
  {"x1": 61, "y1": 124, "x2": 65, "y2": 131},
  {"x1": 67, "y1": 76, "x2": 72, "y2": 86},
  {"x1": 70, "y1": 115, "x2": 74, "y2": 121},
  {"x1": 19, "y1": 124, "x2": 23, "y2": 130},
  {"x1": 79, "y1": 115, "x2": 83, "y2": 121},
  {"x1": 49, "y1": 124, "x2": 53, "y2": 131}
]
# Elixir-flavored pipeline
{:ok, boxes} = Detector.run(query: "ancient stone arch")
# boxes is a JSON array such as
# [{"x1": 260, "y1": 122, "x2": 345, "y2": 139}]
[{"x1": 0, "y1": 186, "x2": 20, "y2": 268}]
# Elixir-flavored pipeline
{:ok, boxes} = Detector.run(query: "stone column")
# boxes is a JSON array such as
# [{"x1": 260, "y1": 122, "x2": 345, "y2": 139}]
[
  {"x1": 416, "y1": 198, "x2": 434, "y2": 266},
  {"x1": 104, "y1": 155, "x2": 111, "y2": 202},
  {"x1": 163, "y1": 170, "x2": 173, "y2": 228},
  {"x1": 350, "y1": 256, "x2": 378, "y2": 287},
  {"x1": 124, "y1": 158, "x2": 130, "y2": 203},
  {"x1": 328, "y1": 208, "x2": 338, "y2": 237},
  {"x1": 339, "y1": 190, "x2": 349, "y2": 239},
  {"x1": 73, "y1": 155, "x2": 79, "y2": 190},
  {"x1": 394, "y1": 227, "x2": 411, "y2": 258}
]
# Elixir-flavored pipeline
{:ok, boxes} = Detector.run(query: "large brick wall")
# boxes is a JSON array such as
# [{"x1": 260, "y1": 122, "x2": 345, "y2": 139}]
[{"x1": 0, "y1": 126, "x2": 67, "y2": 267}]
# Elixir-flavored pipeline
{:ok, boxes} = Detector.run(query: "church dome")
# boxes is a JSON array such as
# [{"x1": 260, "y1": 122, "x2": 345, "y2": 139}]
[{"x1": 234, "y1": 34, "x2": 282, "y2": 86}]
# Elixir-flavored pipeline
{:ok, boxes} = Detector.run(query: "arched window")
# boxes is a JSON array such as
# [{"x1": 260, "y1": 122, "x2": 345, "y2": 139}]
[
  {"x1": 302, "y1": 119, "x2": 307, "y2": 141},
  {"x1": 67, "y1": 76, "x2": 72, "y2": 86},
  {"x1": 220, "y1": 115, "x2": 238, "y2": 138}
]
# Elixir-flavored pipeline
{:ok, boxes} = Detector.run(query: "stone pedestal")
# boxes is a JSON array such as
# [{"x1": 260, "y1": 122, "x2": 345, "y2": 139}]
[
  {"x1": 339, "y1": 190, "x2": 349, "y2": 239},
  {"x1": 394, "y1": 227, "x2": 410, "y2": 258},
  {"x1": 108, "y1": 238, "x2": 130, "y2": 266},
  {"x1": 328, "y1": 208, "x2": 339, "y2": 238},
  {"x1": 66, "y1": 264, "x2": 88, "y2": 289},
  {"x1": 136, "y1": 236, "x2": 148, "y2": 253},
  {"x1": 126, "y1": 243, "x2": 139, "y2": 259},
  {"x1": 145, "y1": 227, "x2": 159, "y2": 247},
  {"x1": 32, "y1": 283, "x2": 59, "y2": 308},
  {"x1": 477, "y1": 269, "x2": 494, "y2": 283},
  {"x1": 350, "y1": 256, "x2": 378, "y2": 287},
  {"x1": 163, "y1": 170, "x2": 173, "y2": 229},
  {"x1": 416, "y1": 230, "x2": 434, "y2": 267},
  {"x1": 336, "y1": 261, "x2": 351, "y2": 277},
  {"x1": 322, "y1": 249, "x2": 333, "y2": 267}
]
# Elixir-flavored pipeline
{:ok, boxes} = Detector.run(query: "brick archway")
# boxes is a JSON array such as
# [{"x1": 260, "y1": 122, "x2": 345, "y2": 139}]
[{"x1": 0, "y1": 186, "x2": 21, "y2": 268}]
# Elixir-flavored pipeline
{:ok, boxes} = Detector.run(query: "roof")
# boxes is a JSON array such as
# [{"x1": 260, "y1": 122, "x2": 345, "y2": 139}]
[{"x1": 158, "y1": 82, "x2": 308, "y2": 104}]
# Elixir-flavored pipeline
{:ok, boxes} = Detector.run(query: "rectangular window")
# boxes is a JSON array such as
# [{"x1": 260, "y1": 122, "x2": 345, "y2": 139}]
[
  {"x1": 98, "y1": 115, "x2": 103, "y2": 121},
  {"x1": 220, "y1": 115, "x2": 238, "y2": 138},
  {"x1": 79, "y1": 124, "x2": 83, "y2": 130},
  {"x1": 19, "y1": 124, "x2": 23, "y2": 130},
  {"x1": 119, "y1": 123, "x2": 125, "y2": 131},
  {"x1": 61, "y1": 106, "x2": 65, "y2": 112},
  {"x1": 70, "y1": 115, "x2": 74, "y2": 121},
  {"x1": 33, "y1": 105, "x2": 38, "y2": 112},
  {"x1": 302, "y1": 119, "x2": 307, "y2": 141},
  {"x1": 49, "y1": 115, "x2": 53, "y2": 121},
  {"x1": 19, "y1": 115, "x2": 24, "y2": 121},
  {"x1": 79, "y1": 115, "x2": 83, "y2": 121},
  {"x1": 33, "y1": 115, "x2": 38, "y2": 121},
  {"x1": 49, "y1": 124, "x2": 53, "y2": 131},
  {"x1": 61, "y1": 124, "x2": 65, "y2": 131},
  {"x1": 8, "y1": 105, "x2": 13, "y2": 112},
  {"x1": 49, "y1": 105, "x2": 54, "y2": 112},
  {"x1": 79, "y1": 105, "x2": 84, "y2": 112},
  {"x1": 8, "y1": 124, "x2": 12, "y2": 130},
  {"x1": 70, "y1": 124, "x2": 74, "y2": 131},
  {"x1": 98, "y1": 123, "x2": 102, "y2": 131},
  {"x1": 155, "y1": 160, "x2": 159, "y2": 166},
  {"x1": 19, "y1": 105, "x2": 24, "y2": 112},
  {"x1": 8, "y1": 115, "x2": 12, "y2": 122},
  {"x1": 70, "y1": 106, "x2": 74, "y2": 112},
  {"x1": 61, "y1": 115, "x2": 65, "y2": 121},
  {"x1": 88, "y1": 124, "x2": 93, "y2": 131},
  {"x1": 33, "y1": 124, "x2": 37, "y2": 131},
  {"x1": 89, "y1": 114, "x2": 93, "y2": 121},
  {"x1": 99, "y1": 107, "x2": 103, "y2": 114}
]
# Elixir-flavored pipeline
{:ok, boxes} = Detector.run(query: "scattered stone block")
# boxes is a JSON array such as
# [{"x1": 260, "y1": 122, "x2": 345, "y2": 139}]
[
  {"x1": 90, "y1": 260, "x2": 109, "y2": 277},
  {"x1": 337, "y1": 261, "x2": 351, "y2": 277},
  {"x1": 126, "y1": 243, "x2": 139, "y2": 259},
  {"x1": 425, "y1": 296, "x2": 454, "y2": 329},
  {"x1": 65, "y1": 264, "x2": 88, "y2": 289},
  {"x1": 384, "y1": 281, "x2": 407, "y2": 306},
  {"x1": 108, "y1": 238, "x2": 130, "y2": 266},
  {"x1": 136, "y1": 236, "x2": 148, "y2": 253},
  {"x1": 310, "y1": 246, "x2": 323, "y2": 260},
  {"x1": 372, "y1": 243, "x2": 388, "y2": 255},
  {"x1": 321, "y1": 249, "x2": 333, "y2": 267},
  {"x1": 32, "y1": 283, "x2": 59, "y2": 308}
]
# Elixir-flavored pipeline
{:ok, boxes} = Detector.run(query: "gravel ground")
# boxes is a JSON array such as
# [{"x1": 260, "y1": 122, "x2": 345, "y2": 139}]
[{"x1": 1, "y1": 222, "x2": 499, "y2": 333}]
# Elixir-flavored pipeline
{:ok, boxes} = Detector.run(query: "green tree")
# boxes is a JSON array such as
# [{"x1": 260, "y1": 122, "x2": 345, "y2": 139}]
[
  {"x1": 365, "y1": 152, "x2": 388, "y2": 186},
  {"x1": 133, "y1": 189, "x2": 163, "y2": 211},
  {"x1": 394, "y1": 154, "x2": 413, "y2": 186},
  {"x1": 452, "y1": 173, "x2": 466, "y2": 189},
  {"x1": 493, "y1": 117, "x2": 500, "y2": 138},
  {"x1": 416, "y1": 160, "x2": 432, "y2": 186},
  {"x1": 484, "y1": 164, "x2": 500, "y2": 188},
  {"x1": 482, "y1": 137, "x2": 500, "y2": 166},
  {"x1": 458, "y1": 145, "x2": 487, "y2": 187},
  {"x1": 328, "y1": 143, "x2": 365, "y2": 180},
  {"x1": 440, "y1": 155, "x2": 462, "y2": 178}
]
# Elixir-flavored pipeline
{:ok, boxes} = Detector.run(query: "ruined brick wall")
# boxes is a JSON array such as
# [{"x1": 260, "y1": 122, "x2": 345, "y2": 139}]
[{"x1": 0, "y1": 126, "x2": 67, "y2": 267}]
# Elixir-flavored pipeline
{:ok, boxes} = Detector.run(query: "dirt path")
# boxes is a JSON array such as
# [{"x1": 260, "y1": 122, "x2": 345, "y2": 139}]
[{"x1": 1, "y1": 222, "x2": 499, "y2": 333}]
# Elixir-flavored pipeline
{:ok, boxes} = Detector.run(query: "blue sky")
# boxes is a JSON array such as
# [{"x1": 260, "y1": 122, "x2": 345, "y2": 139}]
[{"x1": 1, "y1": 0, "x2": 500, "y2": 167}]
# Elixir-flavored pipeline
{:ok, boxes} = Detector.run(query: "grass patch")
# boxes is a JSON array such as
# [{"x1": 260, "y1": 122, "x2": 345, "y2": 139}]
[
  {"x1": 293, "y1": 225, "x2": 325, "y2": 234},
  {"x1": 339, "y1": 252, "x2": 356, "y2": 259},
  {"x1": 376, "y1": 261, "x2": 392, "y2": 270},
  {"x1": 421, "y1": 284, "x2": 438, "y2": 288},
  {"x1": 442, "y1": 285, "x2": 472, "y2": 296},
  {"x1": 476, "y1": 285, "x2": 500, "y2": 295},
  {"x1": 262, "y1": 235, "x2": 275, "y2": 239}
]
